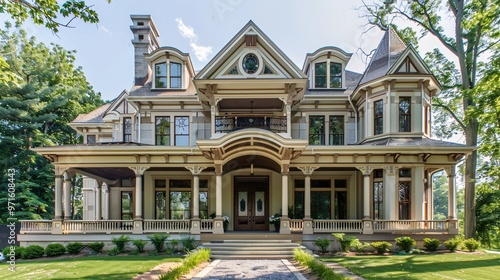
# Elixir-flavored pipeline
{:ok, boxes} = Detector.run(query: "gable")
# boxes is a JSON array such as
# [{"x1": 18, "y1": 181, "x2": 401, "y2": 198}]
[
  {"x1": 195, "y1": 21, "x2": 306, "y2": 80},
  {"x1": 102, "y1": 90, "x2": 136, "y2": 121},
  {"x1": 388, "y1": 46, "x2": 433, "y2": 76}
]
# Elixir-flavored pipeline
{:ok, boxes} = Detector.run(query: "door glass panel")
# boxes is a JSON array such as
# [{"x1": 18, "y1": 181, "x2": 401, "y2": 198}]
[
  {"x1": 255, "y1": 191, "x2": 265, "y2": 217},
  {"x1": 238, "y1": 191, "x2": 248, "y2": 216},
  {"x1": 121, "y1": 192, "x2": 133, "y2": 220}
]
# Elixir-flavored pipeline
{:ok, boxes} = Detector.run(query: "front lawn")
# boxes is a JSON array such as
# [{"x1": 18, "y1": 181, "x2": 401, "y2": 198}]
[
  {"x1": 0, "y1": 255, "x2": 182, "y2": 279},
  {"x1": 324, "y1": 252, "x2": 500, "y2": 280}
]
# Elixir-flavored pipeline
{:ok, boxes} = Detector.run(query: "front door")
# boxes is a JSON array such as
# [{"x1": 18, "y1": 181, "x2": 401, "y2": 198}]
[{"x1": 234, "y1": 176, "x2": 269, "y2": 231}]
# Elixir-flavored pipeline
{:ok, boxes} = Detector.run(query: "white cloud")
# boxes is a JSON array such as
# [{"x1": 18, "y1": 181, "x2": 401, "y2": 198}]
[
  {"x1": 175, "y1": 18, "x2": 212, "y2": 62},
  {"x1": 175, "y1": 18, "x2": 197, "y2": 40},
  {"x1": 190, "y1": 43, "x2": 213, "y2": 62}
]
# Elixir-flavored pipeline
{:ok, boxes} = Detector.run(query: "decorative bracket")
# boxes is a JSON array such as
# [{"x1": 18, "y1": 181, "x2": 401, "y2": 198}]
[
  {"x1": 186, "y1": 166, "x2": 207, "y2": 175},
  {"x1": 129, "y1": 166, "x2": 149, "y2": 176},
  {"x1": 356, "y1": 165, "x2": 374, "y2": 176},
  {"x1": 297, "y1": 166, "x2": 319, "y2": 176}
]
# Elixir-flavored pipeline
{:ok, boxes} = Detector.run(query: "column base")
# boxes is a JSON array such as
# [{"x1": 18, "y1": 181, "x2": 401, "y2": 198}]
[
  {"x1": 52, "y1": 219, "x2": 63, "y2": 234},
  {"x1": 302, "y1": 218, "x2": 314, "y2": 234},
  {"x1": 279, "y1": 218, "x2": 291, "y2": 234},
  {"x1": 447, "y1": 218, "x2": 459, "y2": 235},
  {"x1": 213, "y1": 218, "x2": 224, "y2": 234},
  {"x1": 190, "y1": 218, "x2": 201, "y2": 235},
  {"x1": 132, "y1": 218, "x2": 143, "y2": 234},
  {"x1": 362, "y1": 218, "x2": 373, "y2": 234}
]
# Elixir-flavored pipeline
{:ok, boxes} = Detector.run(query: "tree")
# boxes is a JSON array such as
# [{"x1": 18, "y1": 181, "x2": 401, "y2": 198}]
[
  {"x1": 361, "y1": 0, "x2": 500, "y2": 239},
  {"x1": 0, "y1": 0, "x2": 111, "y2": 33},
  {"x1": 0, "y1": 23, "x2": 104, "y2": 221}
]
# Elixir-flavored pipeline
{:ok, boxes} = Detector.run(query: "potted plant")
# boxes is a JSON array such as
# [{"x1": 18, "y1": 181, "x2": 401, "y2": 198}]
[
  {"x1": 223, "y1": 216, "x2": 229, "y2": 232},
  {"x1": 269, "y1": 213, "x2": 281, "y2": 232}
]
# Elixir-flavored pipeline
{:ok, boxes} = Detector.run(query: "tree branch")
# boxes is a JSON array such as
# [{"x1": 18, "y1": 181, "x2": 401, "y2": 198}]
[{"x1": 432, "y1": 103, "x2": 466, "y2": 131}]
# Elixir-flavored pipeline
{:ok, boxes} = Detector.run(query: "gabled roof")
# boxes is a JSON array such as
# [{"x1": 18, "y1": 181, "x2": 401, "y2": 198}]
[
  {"x1": 195, "y1": 20, "x2": 307, "y2": 80},
  {"x1": 72, "y1": 103, "x2": 111, "y2": 123},
  {"x1": 358, "y1": 28, "x2": 406, "y2": 85}
]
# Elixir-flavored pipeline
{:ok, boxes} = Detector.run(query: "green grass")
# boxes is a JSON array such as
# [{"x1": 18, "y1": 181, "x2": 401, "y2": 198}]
[
  {"x1": 0, "y1": 255, "x2": 182, "y2": 279},
  {"x1": 323, "y1": 253, "x2": 500, "y2": 280}
]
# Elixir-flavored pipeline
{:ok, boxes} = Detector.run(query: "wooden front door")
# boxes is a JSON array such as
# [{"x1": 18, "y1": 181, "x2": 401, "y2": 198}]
[{"x1": 234, "y1": 176, "x2": 269, "y2": 231}]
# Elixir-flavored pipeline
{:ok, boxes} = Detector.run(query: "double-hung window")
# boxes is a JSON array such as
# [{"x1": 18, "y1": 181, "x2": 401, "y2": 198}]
[
  {"x1": 309, "y1": 116, "x2": 325, "y2": 145},
  {"x1": 154, "y1": 61, "x2": 183, "y2": 89},
  {"x1": 329, "y1": 116, "x2": 344, "y2": 145},
  {"x1": 314, "y1": 61, "x2": 343, "y2": 89},
  {"x1": 155, "y1": 117, "x2": 170, "y2": 145},
  {"x1": 174, "y1": 116, "x2": 190, "y2": 146},
  {"x1": 374, "y1": 100, "x2": 384, "y2": 135},
  {"x1": 399, "y1": 97, "x2": 411, "y2": 132}
]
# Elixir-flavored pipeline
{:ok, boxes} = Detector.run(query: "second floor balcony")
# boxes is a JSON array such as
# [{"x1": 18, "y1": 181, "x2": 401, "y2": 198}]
[{"x1": 215, "y1": 116, "x2": 287, "y2": 134}]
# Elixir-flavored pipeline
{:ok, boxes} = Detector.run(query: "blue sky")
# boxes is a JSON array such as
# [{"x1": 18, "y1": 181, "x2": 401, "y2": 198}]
[{"x1": 1, "y1": 0, "x2": 443, "y2": 102}]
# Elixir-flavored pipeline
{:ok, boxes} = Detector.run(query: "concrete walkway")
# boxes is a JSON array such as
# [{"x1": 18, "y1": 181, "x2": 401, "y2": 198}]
[{"x1": 192, "y1": 259, "x2": 306, "y2": 280}]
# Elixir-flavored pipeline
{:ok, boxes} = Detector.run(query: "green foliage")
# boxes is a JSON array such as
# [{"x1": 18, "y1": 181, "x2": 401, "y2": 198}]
[
  {"x1": 180, "y1": 236, "x2": 197, "y2": 252},
  {"x1": 332, "y1": 233, "x2": 358, "y2": 253},
  {"x1": 160, "y1": 248, "x2": 211, "y2": 280},
  {"x1": 293, "y1": 248, "x2": 345, "y2": 280},
  {"x1": 45, "y1": 243, "x2": 66, "y2": 257},
  {"x1": 166, "y1": 239, "x2": 179, "y2": 254},
  {"x1": 88, "y1": 242, "x2": 105, "y2": 254},
  {"x1": 0, "y1": 0, "x2": 111, "y2": 33},
  {"x1": 112, "y1": 235, "x2": 131, "y2": 253},
  {"x1": 3, "y1": 246, "x2": 25, "y2": 259},
  {"x1": 423, "y1": 238, "x2": 441, "y2": 252},
  {"x1": 133, "y1": 240, "x2": 147, "y2": 253},
  {"x1": 22, "y1": 245, "x2": 45, "y2": 259},
  {"x1": 395, "y1": 237, "x2": 416, "y2": 253},
  {"x1": 462, "y1": 238, "x2": 481, "y2": 252},
  {"x1": 147, "y1": 233, "x2": 169, "y2": 252},
  {"x1": 0, "y1": 24, "x2": 105, "y2": 221},
  {"x1": 352, "y1": 241, "x2": 372, "y2": 253},
  {"x1": 66, "y1": 242, "x2": 83, "y2": 254},
  {"x1": 314, "y1": 238, "x2": 331, "y2": 254},
  {"x1": 108, "y1": 247, "x2": 119, "y2": 256},
  {"x1": 475, "y1": 183, "x2": 500, "y2": 248},
  {"x1": 444, "y1": 237, "x2": 462, "y2": 252},
  {"x1": 370, "y1": 241, "x2": 392, "y2": 255}
]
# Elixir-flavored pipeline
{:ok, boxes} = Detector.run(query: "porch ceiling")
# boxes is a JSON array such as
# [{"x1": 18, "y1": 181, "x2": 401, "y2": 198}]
[{"x1": 75, "y1": 167, "x2": 135, "y2": 181}]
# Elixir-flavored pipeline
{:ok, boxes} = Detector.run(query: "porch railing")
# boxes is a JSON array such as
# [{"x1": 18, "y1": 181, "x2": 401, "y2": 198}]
[
  {"x1": 313, "y1": 219, "x2": 363, "y2": 233},
  {"x1": 200, "y1": 219, "x2": 214, "y2": 232},
  {"x1": 143, "y1": 219, "x2": 190, "y2": 233},
  {"x1": 215, "y1": 116, "x2": 287, "y2": 133},
  {"x1": 373, "y1": 220, "x2": 448, "y2": 233},
  {"x1": 289, "y1": 219, "x2": 303, "y2": 232},
  {"x1": 20, "y1": 220, "x2": 52, "y2": 234},
  {"x1": 63, "y1": 220, "x2": 134, "y2": 234}
]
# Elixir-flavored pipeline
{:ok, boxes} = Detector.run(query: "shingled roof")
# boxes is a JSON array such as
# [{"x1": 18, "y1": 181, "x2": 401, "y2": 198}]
[
  {"x1": 359, "y1": 28, "x2": 407, "y2": 85},
  {"x1": 72, "y1": 103, "x2": 111, "y2": 123}
]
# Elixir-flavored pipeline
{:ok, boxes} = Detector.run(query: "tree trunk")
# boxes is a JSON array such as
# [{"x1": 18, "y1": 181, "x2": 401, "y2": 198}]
[{"x1": 464, "y1": 119, "x2": 478, "y2": 238}]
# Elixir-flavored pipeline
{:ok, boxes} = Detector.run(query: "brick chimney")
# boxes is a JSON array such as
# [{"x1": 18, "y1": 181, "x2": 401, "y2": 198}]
[{"x1": 130, "y1": 15, "x2": 160, "y2": 85}]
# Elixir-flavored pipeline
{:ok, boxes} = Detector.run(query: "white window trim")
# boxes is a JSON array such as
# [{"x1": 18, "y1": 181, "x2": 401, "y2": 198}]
[
  {"x1": 153, "y1": 58, "x2": 184, "y2": 89},
  {"x1": 312, "y1": 59, "x2": 345, "y2": 89}
]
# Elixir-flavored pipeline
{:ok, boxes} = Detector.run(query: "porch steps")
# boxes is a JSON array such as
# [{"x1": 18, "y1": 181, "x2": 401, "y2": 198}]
[{"x1": 200, "y1": 239, "x2": 305, "y2": 259}]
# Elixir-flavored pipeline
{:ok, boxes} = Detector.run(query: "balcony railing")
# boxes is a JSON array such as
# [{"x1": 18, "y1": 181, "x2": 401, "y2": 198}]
[{"x1": 215, "y1": 116, "x2": 287, "y2": 133}]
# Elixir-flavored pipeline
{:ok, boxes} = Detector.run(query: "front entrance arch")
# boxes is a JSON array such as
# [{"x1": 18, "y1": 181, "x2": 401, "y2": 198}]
[{"x1": 234, "y1": 176, "x2": 269, "y2": 231}]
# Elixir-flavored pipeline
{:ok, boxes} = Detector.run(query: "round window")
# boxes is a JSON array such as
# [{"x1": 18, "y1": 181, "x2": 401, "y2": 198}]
[{"x1": 242, "y1": 53, "x2": 259, "y2": 74}]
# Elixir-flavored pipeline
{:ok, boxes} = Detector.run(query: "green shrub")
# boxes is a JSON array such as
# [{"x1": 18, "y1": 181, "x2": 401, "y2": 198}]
[
  {"x1": 181, "y1": 236, "x2": 197, "y2": 251},
  {"x1": 166, "y1": 239, "x2": 179, "y2": 254},
  {"x1": 108, "y1": 247, "x2": 119, "y2": 256},
  {"x1": 463, "y1": 238, "x2": 480, "y2": 252},
  {"x1": 371, "y1": 241, "x2": 392, "y2": 255},
  {"x1": 112, "y1": 235, "x2": 132, "y2": 253},
  {"x1": 332, "y1": 233, "x2": 358, "y2": 253},
  {"x1": 352, "y1": 241, "x2": 372, "y2": 253},
  {"x1": 66, "y1": 242, "x2": 84, "y2": 254},
  {"x1": 133, "y1": 240, "x2": 147, "y2": 253},
  {"x1": 3, "y1": 246, "x2": 26, "y2": 259},
  {"x1": 88, "y1": 242, "x2": 105, "y2": 254},
  {"x1": 22, "y1": 245, "x2": 45, "y2": 259},
  {"x1": 314, "y1": 238, "x2": 331, "y2": 253},
  {"x1": 45, "y1": 243, "x2": 66, "y2": 257},
  {"x1": 147, "y1": 233, "x2": 169, "y2": 252},
  {"x1": 395, "y1": 236, "x2": 415, "y2": 253},
  {"x1": 160, "y1": 248, "x2": 211, "y2": 280},
  {"x1": 423, "y1": 238, "x2": 441, "y2": 252},
  {"x1": 444, "y1": 237, "x2": 462, "y2": 252},
  {"x1": 293, "y1": 248, "x2": 344, "y2": 280}
]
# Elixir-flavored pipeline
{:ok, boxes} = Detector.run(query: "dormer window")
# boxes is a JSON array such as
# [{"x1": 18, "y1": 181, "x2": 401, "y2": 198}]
[
  {"x1": 314, "y1": 61, "x2": 342, "y2": 89},
  {"x1": 154, "y1": 61, "x2": 182, "y2": 89}
]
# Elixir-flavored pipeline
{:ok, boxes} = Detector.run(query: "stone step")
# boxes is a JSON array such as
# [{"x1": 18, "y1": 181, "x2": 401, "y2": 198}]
[
  {"x1": 201, "y1": 239, "x2": 302, "y2": 259},
  {"x1": 210, "y1": 254, "x2": 294, "y2": 260}
]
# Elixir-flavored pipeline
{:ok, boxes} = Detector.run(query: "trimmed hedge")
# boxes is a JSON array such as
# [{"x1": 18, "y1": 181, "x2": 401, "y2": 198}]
[
  {"x1": 66, "y1": 242, "x2": 84, "y2": 254},
  {"x1": 3, "y1": 246, "x2": 26, "y2": 259},
  {"x1": 45, "y1": 243, "x2": 66, "y2": 257},
  {"x1": 88, "y1": 242, "x2": 105, "y2": 254},
  {"x1": 22, "y1": 245, "x2": 45, "y2": 259}
]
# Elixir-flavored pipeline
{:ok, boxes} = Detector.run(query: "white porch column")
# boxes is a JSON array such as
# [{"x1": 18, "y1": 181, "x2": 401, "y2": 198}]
[
  {"x1": 413, "y1": 166, "x2": 425, "y2": 220},
  {"x1": 54, "y1": 175, "x2": 63, "y2": 220},
  {"x1": 280, "y1": 165, "x2": 291, "y2": 234},
  {"x1": 213, "y1": 164, "x2": 224, "y2": 234},
  {"x1": 286, "y1": 104, "x2": 292, "y2": 137},
  {"x1": 357, "y1": 166, "x2": 373, "y2": 234},
  {"x1": 95, "y1": 181, "x2": 102, "y2": 220},
  {"x1": 64, "y1": 175, "x2": 72, "y2": 220},
  {"x1": 298, "y1": 166, "x2": 318, "y2": 234},
  {"x1": 384, "y1": 166, "x2": 397, "y2": 220},
  {"x1": 129, "y1": 166, "x2": 148, "y2": 234},
  {"x1": 103, "y1": 183, "x2": 110, "y2": 220},
  {"x1": 211, "y1": 105, "x2": 216, "y2": 137},
  {"x1": 187, "y1": 166, "x2": 207, "y2": 235},
  {"x1": 447, "y1": 166, "x2": 457, "y2": 219}
]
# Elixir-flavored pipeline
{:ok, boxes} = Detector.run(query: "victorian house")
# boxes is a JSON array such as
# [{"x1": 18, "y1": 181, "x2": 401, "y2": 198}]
[{"x1": 19, "y1": 15, "x2": 472, "y2": 249}]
